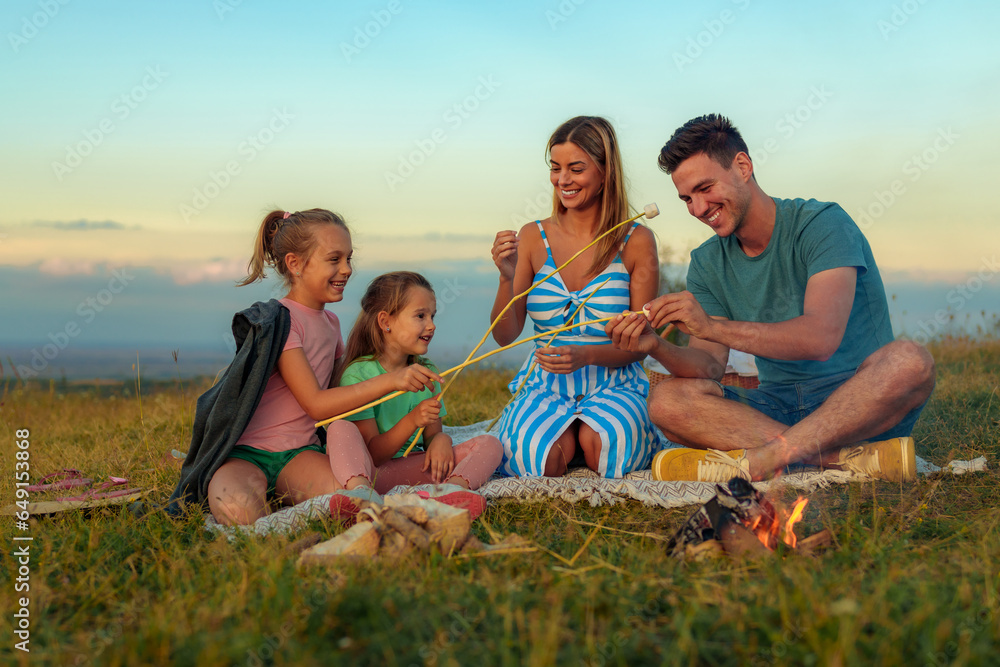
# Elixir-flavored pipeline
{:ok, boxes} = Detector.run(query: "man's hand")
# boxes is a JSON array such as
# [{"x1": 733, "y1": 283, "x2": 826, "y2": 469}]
[{"x1": 646, "y1": 292, "x2": 716, "y2": 341}]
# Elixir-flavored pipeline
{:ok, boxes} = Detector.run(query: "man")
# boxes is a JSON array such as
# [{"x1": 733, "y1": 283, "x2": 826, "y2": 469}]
[{"x1": 606, "y1": 114, "x2": 935, "y2": 483}]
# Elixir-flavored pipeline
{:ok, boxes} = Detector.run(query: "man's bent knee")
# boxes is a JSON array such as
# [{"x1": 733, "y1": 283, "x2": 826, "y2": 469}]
[{"x1": 649, "y1": 377, "x2": 723, "y2": 427}]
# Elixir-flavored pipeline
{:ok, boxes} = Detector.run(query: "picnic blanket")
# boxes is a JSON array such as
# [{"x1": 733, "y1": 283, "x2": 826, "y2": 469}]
[{"x1": 203, "y1": 420, "x2": 988, "y2": 539}]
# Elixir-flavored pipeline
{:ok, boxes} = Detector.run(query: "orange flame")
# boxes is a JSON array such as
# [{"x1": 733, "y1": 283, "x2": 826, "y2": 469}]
[
  {"x1": 747, "y1": 496, "x2": 809, "y2": 550},
  {"x1": 782, "y1": 497, "x2": 809, "y2": 548}
]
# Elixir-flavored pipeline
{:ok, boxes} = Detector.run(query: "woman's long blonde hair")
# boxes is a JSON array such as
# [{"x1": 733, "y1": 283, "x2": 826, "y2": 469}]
[{"x1": 547, "y1": 116, "x2": 633, "y2": 276}]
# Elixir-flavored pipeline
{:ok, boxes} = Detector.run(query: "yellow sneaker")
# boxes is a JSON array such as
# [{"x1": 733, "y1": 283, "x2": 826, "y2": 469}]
[
  {"x1": 652, "y1": 448, "x2": 750, "y2": 482},
  {"x1": 836, "y1": 437, "x2": 916, "y2": 483}
]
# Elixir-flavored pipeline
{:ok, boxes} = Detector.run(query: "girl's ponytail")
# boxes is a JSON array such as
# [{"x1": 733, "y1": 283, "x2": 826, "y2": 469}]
[
  {"x1": 237, "y1": 209, "x2": 348, "y2": 287},
  {"x1": 238, "y1": 210, "x2": 285, "y2": 286}
]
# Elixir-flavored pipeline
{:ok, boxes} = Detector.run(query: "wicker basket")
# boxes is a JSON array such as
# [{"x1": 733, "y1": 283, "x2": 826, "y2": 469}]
[{"x1": 647, "y1": 369, "x2": 759, "y2": 390}]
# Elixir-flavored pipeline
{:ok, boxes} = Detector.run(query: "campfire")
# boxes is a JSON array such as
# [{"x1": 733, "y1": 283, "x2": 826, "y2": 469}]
[{"x1": 667, "y1": 477, "x2": 831, "y2": 559}]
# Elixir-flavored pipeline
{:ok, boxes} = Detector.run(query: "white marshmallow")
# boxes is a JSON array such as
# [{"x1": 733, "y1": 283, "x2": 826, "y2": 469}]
[{"x1": 643, "y1": 203, "x2": 659, "y2": 219}]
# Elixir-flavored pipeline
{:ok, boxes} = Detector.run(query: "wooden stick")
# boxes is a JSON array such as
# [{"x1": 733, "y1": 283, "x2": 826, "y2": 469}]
[
  {"x1": 398, "y1": 315, "x2": 615, "y2": 456},
  {"x1": 403, "y1": 209, "x2": 651, "y2": 451},
  {"x1": 315, "y1": 315, "x2": 616, "y2": 428},
  {"x1": 485, "y1": 276, "x2": 613, "y2": 431}
]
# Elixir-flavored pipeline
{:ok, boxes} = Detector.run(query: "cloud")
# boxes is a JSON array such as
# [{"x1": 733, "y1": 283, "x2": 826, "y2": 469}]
[
  {"x1": 32, "y1": 219, "x2": 136, "y2": 231},
  {"x1": 37, "y1": 258, "x2": 100, "y2": 276},
  {"x1": 164, "y1": 258, "x2": 248, "y2": 286}
]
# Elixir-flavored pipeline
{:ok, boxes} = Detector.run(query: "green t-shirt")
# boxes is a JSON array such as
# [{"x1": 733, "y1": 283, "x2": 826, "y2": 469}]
[
  {"x1": 338, "y1": 356, "x2": 446, "y2": 458},
  {"x1": 686, "y1": 197, "x2": 894, "y2": 386}
]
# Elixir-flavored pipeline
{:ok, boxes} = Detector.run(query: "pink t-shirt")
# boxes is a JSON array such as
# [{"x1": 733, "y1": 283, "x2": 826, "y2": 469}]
[{"x1": 236, "y1": 298, "x2": 344, "y2": 453}]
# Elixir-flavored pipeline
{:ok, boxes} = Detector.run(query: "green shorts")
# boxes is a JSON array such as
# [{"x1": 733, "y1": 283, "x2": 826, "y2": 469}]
[{"x1": 227, "y1": 443, "x2": 326, "y2": 497}]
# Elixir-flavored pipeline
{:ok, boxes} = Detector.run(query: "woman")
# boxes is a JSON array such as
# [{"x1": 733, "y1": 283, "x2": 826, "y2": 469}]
[{"x1": 490, "y1": 116, "x2": 662, "y2": 478}]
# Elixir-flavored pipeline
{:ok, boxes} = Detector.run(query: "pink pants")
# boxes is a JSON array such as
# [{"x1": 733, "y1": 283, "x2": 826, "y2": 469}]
[{"x1": 325, "y1": 422, "x2": 502, "y2": 494}]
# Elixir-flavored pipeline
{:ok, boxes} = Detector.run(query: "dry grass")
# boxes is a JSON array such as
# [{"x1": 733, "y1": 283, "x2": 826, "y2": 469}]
[{"x1": 0, "y1": 336, "x2": 998, "y2": 666}]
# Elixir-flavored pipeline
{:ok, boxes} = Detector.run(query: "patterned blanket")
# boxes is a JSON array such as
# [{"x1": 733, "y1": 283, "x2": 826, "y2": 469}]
[{"x1": 204, "y1": 421, "x2": 987, "y2": 539}]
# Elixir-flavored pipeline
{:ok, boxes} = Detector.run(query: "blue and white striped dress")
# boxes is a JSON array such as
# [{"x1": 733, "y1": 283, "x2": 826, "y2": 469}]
[{"x1": 497, "y1": 221, "x2": 661, "y2": 478}]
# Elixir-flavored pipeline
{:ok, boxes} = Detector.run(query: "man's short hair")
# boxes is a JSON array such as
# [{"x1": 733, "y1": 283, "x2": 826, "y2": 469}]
[{"x1": 658, "y1": 114, "x2": 751, "y2": 174}]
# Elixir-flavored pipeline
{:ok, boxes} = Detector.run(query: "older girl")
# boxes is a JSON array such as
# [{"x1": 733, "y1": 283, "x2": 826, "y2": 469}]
[{"x1": 186, "y1": 209, "x2": 440, "y2": 525}]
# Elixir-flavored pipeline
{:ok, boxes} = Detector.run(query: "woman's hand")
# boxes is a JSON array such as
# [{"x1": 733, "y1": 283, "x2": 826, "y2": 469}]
[
  {"x1": 421, "y1": 433, "x2": 455, "y2": 483},
  {"x1": 409, "y1": 395, "x2": 442, "y2": 428},
  {"x1": 388, "y1": 364, "x2": 442, "y2": 393},
  {"x1": 492, "y1": 230, "x2": 519, "y2": 281},
  {"x1": 534, "y1": 345, "x2": 589, "y2": 374},
  {"x1": 605, "y1": 311, "x2": 658, "y2": 354}
]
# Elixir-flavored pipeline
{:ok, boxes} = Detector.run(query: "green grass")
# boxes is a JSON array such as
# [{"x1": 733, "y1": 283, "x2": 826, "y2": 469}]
[{"x1": 1, "y1": 338, "x2": 999, "y2": 666}]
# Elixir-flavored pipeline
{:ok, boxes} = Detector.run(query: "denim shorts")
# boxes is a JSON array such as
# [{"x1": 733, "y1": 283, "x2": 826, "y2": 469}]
[
  {"x1": 227, "y1": 443, "x2": 326, "y2": 497},
  {"x1": 719, "y1": 369, "x2": 926, "y2": 441}
]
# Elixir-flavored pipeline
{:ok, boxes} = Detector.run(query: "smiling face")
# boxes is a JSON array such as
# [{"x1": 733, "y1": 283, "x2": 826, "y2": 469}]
[
  {"x1": 671, "y1": 151, "x2": 753, "y2": 239},
  {"x1": 549, "y1": 141, "x2": 605, "y2": 214},
  {"x1": 287, "y1": 224, "x2": 353, "y2": 309},
  {"x1": 383, "y1": 285, "x2": 437, "y2": 358}
]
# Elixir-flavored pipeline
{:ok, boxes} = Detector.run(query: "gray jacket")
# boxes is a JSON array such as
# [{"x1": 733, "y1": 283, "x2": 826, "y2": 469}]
[{"x1": 167, "y1": 299, "x2": 292, "y2": 515}]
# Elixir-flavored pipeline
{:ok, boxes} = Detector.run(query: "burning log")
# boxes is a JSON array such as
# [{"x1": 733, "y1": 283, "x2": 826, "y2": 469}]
[{"x1": 667, "y1": 477, "x2": 827, "y2": 559}]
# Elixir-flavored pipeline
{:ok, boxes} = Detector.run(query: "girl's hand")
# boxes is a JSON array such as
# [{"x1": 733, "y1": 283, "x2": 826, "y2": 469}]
[
  {"x1": 389, "y1": 364, "x2": 442, "y2": 393},
  {"x1": 421, "y1": 434, "x2": 455, "y2": 484},
  {"x1": 492, "y1": 230, "x2": 519, "y2": 281},
  {"x1": 534, "y1": 345, "x2": 588, "y2": 374},
  {"x1": 410, "y1": 396, "x2": 442, "y2": 428}
]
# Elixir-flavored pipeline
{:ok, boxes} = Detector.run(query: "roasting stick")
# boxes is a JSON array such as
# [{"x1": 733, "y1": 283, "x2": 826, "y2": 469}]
[
  {"x1": 315, "y1": 315, "x2": 617, "y2": 428},
  {"x1": 400, "y1": 203, "x2": 661, "y2": 456},
  {"x1": 484, "y1": 276, "x2": 613, "y2": 432}
]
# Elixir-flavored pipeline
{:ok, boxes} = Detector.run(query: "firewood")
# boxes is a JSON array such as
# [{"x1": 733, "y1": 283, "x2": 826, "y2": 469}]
[
  {"x1": 684, "y1": 539, "x2": 725, "y2": 561},
  {"x1": 384, "y1": 495, "x2": 472, "y2": 554},
  {"x1": 297, "y1": 522, "x2": 380, "y2": 566},
  {"x1": 460, "y1": 535, "x2": 486, "y2": 554},
  {"x1": 382, "y1": 509, "x2": 432, "y2": 551},
  {"x1": 717, "y1": 514, "x2": 771, "y2": 558},
  {"x1": 394, "y1": 505, "x2": 430, "y2": 525},
  {"x1": 285, "y1": 532, "x2": 323, "y2": 556},
  {"x1": 795, "y1": 529, "x2": 832, "y2": 555},
  {"x1": 379, "y1": 530, "x2": 414, "y2": 559}
]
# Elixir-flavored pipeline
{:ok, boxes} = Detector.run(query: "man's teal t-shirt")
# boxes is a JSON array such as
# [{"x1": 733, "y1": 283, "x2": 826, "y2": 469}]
[
  {"x1": 338, "y1": 356, "x2": 445, "y2": 458},
  {"x1": 686, "y1": 198, "x2": 894, "y2": 386}
]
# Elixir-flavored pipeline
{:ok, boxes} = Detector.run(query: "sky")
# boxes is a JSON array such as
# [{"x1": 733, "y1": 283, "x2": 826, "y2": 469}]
[{"x1": 1, "y1": 0, "x2": 998, "y2": 378}]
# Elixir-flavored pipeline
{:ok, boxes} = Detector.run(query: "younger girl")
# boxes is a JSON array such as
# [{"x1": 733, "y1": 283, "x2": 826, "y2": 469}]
[
  {"x1": 337, "y1": 272, "x2": 503, "y2": 498},
  {"x1": 190, "y1": 209, "x2": 441, "y2": 526}
]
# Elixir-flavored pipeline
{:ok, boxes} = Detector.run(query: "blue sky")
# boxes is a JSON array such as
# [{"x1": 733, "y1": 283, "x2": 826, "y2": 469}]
[{"x1": 1, "y1": 0, "x2": 998, "y2": 376}]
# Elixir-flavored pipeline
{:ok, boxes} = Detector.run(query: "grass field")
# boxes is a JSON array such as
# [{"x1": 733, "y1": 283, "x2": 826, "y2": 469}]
[{"x1": 1, "y1": 338, "x2": 998, "y2": 666}]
